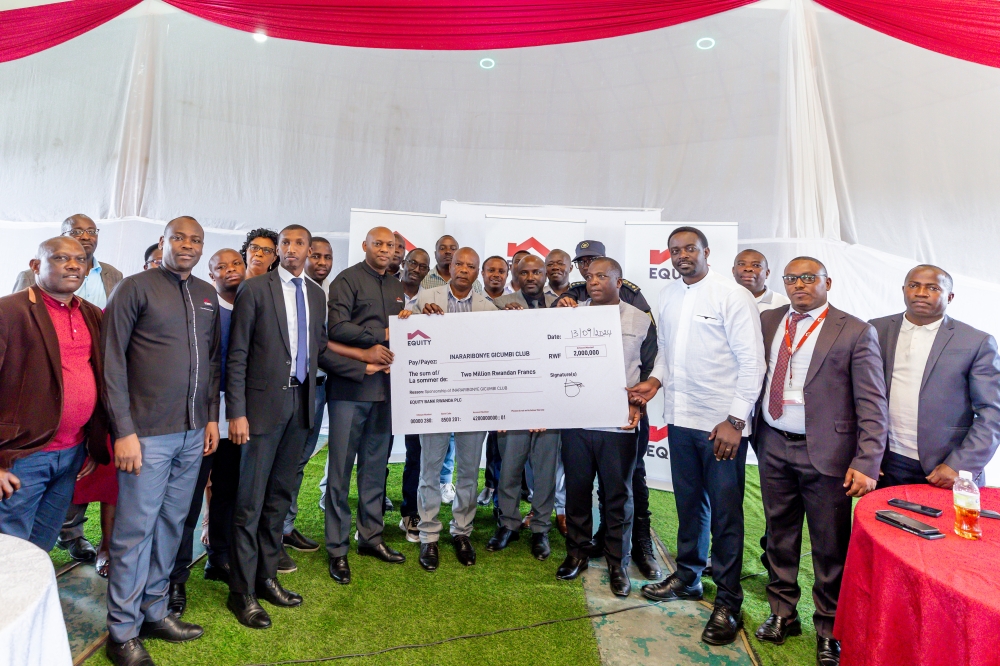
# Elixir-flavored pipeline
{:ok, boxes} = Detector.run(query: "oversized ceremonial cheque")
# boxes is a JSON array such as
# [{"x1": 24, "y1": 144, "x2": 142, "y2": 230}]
[{"x1": 389, "y1": 306, "x2": 630, "y2": 435}]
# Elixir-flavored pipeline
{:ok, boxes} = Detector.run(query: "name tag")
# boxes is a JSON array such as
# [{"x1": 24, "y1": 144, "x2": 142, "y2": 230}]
[{"x1": 783, "y1": 389, "x2": 805, "y2": 406}]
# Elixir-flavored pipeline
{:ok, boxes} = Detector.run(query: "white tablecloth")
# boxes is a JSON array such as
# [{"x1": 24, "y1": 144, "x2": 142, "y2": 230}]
[{"x1": 0, "y1": 534, "x2": 72, "y2": 666}]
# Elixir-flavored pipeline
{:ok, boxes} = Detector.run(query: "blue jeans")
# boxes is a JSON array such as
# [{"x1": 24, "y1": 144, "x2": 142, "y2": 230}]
[
  {"x1": 668, "y1": 424, "x2": 747, "y2": 612},
  {"x1": 440, "y1": 435, "x2": 455, "y2": 485},
  {"x1": 0, "y1": 444, "x2": 87, "y2": 551}
]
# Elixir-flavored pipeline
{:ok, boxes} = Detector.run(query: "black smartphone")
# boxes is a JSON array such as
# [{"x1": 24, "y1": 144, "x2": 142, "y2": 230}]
[
  {"x1": 875, "y1": 510, "x2": 945, "y2": 540},
  {"x1": 888, "y1": 498, "x2": 943, "y2": 518}
]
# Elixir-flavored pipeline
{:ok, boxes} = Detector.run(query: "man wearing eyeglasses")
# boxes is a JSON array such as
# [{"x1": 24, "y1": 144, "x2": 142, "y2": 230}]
[
  {"x1": 143, "y1": 244, "x2": 163, "y2": 271},
  {"x1": 12, "y1": 214, "x2": 124, "y2": 565},
  {"x1": 750, "y1": 257, "x2": 887, "y2": 666}
]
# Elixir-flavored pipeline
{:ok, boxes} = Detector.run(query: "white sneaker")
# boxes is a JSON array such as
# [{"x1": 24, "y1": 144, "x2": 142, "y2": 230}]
[
  {"x1": 441, "y1": 483, "x2": 456, "y2": 504},
  {"x1": 399, "y1": 516, "x2": 420, "y2": 543}
]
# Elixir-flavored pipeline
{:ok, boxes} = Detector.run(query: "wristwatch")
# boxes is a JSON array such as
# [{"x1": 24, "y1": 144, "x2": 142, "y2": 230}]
[{"x1": 727, "y1": 415, "x2": 746, "y2": 431}]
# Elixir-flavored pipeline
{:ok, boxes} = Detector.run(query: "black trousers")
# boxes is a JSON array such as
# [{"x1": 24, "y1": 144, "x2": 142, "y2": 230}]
[
  {"x1": 759, "y1": 422, "x2": 852, "y2": 638},
  {"x1": 876, "y1": 450, "x2": 927, "y2": 488},
  {"x1": 562, "y1": 429, "x2": 637, "y2": 567},
  {"x1": 596, "y1": 414, "x2": 651, "y2": 540},
  {"x1": 230, "y1": 386, "x2": 310, "y2": 595},
  {"x1": 170, "y1": 451, "x2": 214, "y2": 584},
  {"x1": 400, "y1": 434, "x2": 421, "y2": 517},
  {"x1": 206, "y1": 437, "x2": 241, "y2": 568}
]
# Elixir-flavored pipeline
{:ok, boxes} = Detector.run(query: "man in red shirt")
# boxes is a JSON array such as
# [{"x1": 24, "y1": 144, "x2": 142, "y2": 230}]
[{"x1": 0, "y1": 237, "x2": 109, "y2": 550}]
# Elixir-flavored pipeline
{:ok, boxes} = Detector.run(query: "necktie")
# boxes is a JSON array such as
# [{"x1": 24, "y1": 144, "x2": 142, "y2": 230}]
[
  {"x1": 768, "y1": 312, "x2": 809, "y2": 420},
  {"x1": 292, "y1": 277, "x2": 308, "y2": 383}
]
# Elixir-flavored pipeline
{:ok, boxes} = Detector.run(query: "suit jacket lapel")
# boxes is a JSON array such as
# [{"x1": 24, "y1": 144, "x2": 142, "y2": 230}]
[
  {"x1": 28, "y1": 288, "x2": 64, "y2": 392},
  {"x1": 883, "y1": 314, "x2": 903, "y2": 392},
  {"x1": 762, "y1": 305, "x2": 788, "y2": 366},
  {"x1": 268, "y1": 272, "x2": 292, "y2": 357},
  {"x1": 920, "y1": 315, "x2": 955, "y2": 392},
  {"x1": 805, "y1": 305, "x2": 846, "y2": 386}
]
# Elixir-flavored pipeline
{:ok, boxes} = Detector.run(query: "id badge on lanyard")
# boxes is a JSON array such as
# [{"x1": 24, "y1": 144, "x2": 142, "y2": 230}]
[{"x1": 782, "y1": 308, "x2": 828, "y2": 404}]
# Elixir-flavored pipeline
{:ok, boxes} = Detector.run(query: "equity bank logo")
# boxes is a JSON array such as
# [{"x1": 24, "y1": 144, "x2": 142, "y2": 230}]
[
  {"x1": 407, "y1": 330, "x2": 431, "y2": 346},
  {"x1": 648, "y1": 248, "x2": 681, "y2": 281},
  {"x1": 507, "y1": 237, "x2": 550, "y2": 258}
]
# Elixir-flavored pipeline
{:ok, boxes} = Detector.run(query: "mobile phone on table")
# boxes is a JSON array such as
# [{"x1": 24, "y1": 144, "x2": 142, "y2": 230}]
[
  {"x1": 980, "y1": 509, "x2": 1000, "y2": 520},
  {"x1": 888, "y1": 498, "x2": 943, "y2": 518},
  {"x1": 875, "y1": 510, "x2": 945, "y2": 540}
]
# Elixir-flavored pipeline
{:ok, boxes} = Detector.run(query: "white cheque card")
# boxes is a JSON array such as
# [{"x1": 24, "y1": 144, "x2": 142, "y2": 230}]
[{"x1": 389, "y1": 306, "x2": 629, "y2": 435}]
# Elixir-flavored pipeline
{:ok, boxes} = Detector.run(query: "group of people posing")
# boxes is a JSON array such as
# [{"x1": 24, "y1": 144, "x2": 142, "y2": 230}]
[{"x1": 0, "y1": 215, "x2": 997, "y2": 666}]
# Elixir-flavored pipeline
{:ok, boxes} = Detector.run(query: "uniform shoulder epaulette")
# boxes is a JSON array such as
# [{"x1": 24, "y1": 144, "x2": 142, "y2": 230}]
[
  {"x1": 622, "y1": 279, "x2": 641, "y2": 292},
  {"x1": 569, "y1": 281, "x2": 586, "y2": 288}
]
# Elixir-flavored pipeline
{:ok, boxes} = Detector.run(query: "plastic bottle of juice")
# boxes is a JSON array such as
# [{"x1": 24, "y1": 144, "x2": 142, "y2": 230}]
[{"x1": 953, "y1": 471, "x2": 982, "y2": 540}]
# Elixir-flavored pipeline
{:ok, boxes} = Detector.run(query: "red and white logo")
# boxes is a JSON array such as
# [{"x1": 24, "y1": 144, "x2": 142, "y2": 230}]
[
  {"x1": 648, "y1": 249, "x2": 680, "y2": 281},
  {"x1": 393, "y1": 231, "x2": 416, "y2": 253},
  {"x1": 407, "y1": 330, "x2": 431, "y2": 346},
  {"x1": 506, "y1": 237, "x2": 550, "y2": 258},
  {"x1": 649, "y1": 425, "x2": 668, "y2": 442}
]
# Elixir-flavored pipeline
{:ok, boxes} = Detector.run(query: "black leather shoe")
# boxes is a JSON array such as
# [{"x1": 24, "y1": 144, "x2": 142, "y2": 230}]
[
  {"x1": 631, "y1": 538, "x2": 662, "y2": 581},
  {"x1": 609, "y1": 564, "x2": 631, "y2": 597},
  {"x1": 584, "y1": 538, "x2": 605, "y2": 559},
  {"x1": 105, "y1": 637, "x2": 154, "y2": 666},
  {"x1": 755, "y1": 613, "x2": 802, "y2": 645},
  {"x1": 486, "y1": 526, "x2": 519, "y2": 552},
  {"x1": 703, "y1": 561, "x2": 714, "y2": 580},
  {"x1": 817, "y1": 637, "x2": 841, "y2": 666},
  {"x1": 328, "y1": 556, "x2": 351, "y2": 584},
  {"x1": 167, "y1": 582, "x2": 186, "y2": 617},
  {"x1": 227, "y1": 592, "x2": 271, "y2": 629},
  {"x1": 358, "y1": 542, "x2": 406, "y2": 563},
  {"x1": 641, "y1": 573, "x2": 704, "y2": 602},
  {"x1": 555, "y1": 555, "x2": 588, "y2": 580},
  {"x1": 139, "y1": 613, "x2": 203, "y2": 643},
  {"x1": 384, "y1": 496, "x2": 394, "y2": 513},
  {"x1": 530, "y1": 532, "x2": 551, "y2": 561},
  {"x1": 59, "y1": 536, "x2": 97, "y2": 562},
  {"x1": 282, "y1": 528, "x2": 319, "y2": 552},
  {"x1": 204, "y1": 560, "x2": 231, "y2": 585},
  {"x1": 419, "y1": 542, "x2": 439, "y2": 571},
  {"x1": 257, "y1": 577, "x2": 302, "y2": 607},
  {"x1": 702, "y1": 604, "x2": 742, "y2": 646},
  {"x1": 453, "y1": 535, "x2": 476, "y2": 566},
  {"x1": 277, "y1": 547, "x2": 297, "y2": 574}
]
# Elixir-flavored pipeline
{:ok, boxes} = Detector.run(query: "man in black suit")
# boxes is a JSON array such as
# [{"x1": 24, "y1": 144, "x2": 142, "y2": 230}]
[
  {"x1": 752, "y1": 257, "x2": 887, "y2": 666},
  {"x1": 225, "y1": 225, "x2": 367, "y2": 629},
  {"x1": 324, "y1": 226, "x2": 406, "y2": 585},
  {"x1": 870, "y1": 264, "x2": 1000, "y2": 488}
]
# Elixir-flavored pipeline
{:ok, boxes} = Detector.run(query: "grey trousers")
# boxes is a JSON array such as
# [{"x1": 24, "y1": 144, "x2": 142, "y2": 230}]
[
  {"x1": 59, "y1": 502, "x2": 89, "y2": 541},
  {"x1": 497, "y1": 430, "x2": 560, "y2": 533},
  {"x1": 324, "y1": 400, "x2": 392, "y2": 558},
  {"x1": 106, "y1": 429, "x2": 204, "y2": 643},
  {"x1": 418, "y1": 431, "x2": 486, "y2": 543}
]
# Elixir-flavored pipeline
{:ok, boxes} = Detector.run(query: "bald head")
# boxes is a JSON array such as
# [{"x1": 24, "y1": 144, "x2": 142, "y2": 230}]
[
  {"x1": 60, "y1": 214, "x2": 94, "y2": 234},
  {"x1": 733, "y1": 249, "x2": 770, "y2": 297},
  {"x1": 60, "y1": 213, "x2": 98, "y2": 260},
  {"x1": 31, "y1": 236, "x2": 88, "y2": 299},
  {"x1": 903, "y1": 264, "x2": 954, "y2": 324},
  {"x1": 449, "y1": 247, "x2": 481, "y2": 295},
  {"x1": 517, "y1": 254, "x2": 547, "y2": 297},
  {"x1": 363, "y1": 226, "x2": 396, "y2": 274},
  {"x1": 545, "y1": 249, "x2": 572, "y2": 291}
]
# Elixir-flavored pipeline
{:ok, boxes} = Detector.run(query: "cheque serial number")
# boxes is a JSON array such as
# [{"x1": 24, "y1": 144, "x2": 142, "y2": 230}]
[
  {"x1": 410, "y1": 418, "x2": 432, "y2": 424},
  {"x1": 472, "y1": 415, "x2": 505, "y2": 421},
  {"x1": 441, "y1": 417, "x2": 461, "y2": 423}
]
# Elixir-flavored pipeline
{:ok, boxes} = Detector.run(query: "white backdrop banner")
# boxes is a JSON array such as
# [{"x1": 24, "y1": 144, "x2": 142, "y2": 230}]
[
  {"x1": 623, "y1": 221, "x2": 741, "y2": 491},
  {"x1": 347, "y1": 209, "x2": 446, "y2": 269}
]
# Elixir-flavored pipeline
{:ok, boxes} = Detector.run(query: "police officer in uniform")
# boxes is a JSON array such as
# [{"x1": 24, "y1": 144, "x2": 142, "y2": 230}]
[{"x1": 556, "y1": 240, "x2": 661, "y2": 580}]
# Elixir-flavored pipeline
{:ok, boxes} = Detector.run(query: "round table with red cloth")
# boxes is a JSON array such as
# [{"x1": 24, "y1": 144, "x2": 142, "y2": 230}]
[{"x1": 834, "y1": 484, "x2": 1000, "y2": 666}]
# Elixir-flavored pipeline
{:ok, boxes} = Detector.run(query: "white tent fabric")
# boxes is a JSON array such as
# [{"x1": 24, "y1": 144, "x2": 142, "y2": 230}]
[{"x1": 2, "y1": 0, "x2": 999, "y2": 477}]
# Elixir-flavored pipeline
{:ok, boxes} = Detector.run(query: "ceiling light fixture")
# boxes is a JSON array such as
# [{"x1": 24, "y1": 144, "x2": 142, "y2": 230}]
[
  {"x1": 253, "y1": 31, "x2": 267, "y2": 43},
  {"x1": 479, "y1": 57, "x2": 495, "y2": 69},
  {"x1": 696, "y1": 37, "x2": 715, "y2": 50}
]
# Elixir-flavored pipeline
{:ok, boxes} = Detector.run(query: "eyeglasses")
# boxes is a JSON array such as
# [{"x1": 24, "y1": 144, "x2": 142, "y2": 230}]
[
  {"x1": 145, "y1": 258, "x2": 162, "y2": 268},
  {"x1": 65, "y1": 228, "x2": 99, "y2": 238},
  {"x1": 247, "y1": 244, "x2": 275, "y2": 256},
  {"x1": 405, "y1": 259, "x2": 429, "y2": 272},
  {"x1": 782, "y1": 273, "x2": 827, "y2": 285}
]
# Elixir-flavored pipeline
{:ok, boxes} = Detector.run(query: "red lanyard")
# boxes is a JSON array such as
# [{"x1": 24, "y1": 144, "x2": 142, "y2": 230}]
[{"x1": 783, "y1": 308, "x2": 828, "y2": 383}]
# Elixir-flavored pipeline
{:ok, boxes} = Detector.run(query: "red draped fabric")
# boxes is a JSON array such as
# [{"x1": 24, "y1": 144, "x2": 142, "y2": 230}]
[
  {"x1": 816, "y1": 0, "x2": 1000, "y2": 69},
  {"x1": 0, "y1": 0, "x2": 141, "y2": 64},
  {"x1": 1, "y1": 0, "x2": 1000, "y2": 67}
]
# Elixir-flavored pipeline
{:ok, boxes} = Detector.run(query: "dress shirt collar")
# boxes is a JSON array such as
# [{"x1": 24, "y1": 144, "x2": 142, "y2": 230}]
[
  {"x1": 448, "y1": 284, "x2": 473, "y2": 303},
  {"x1": 277, "y1": 264, "x2": 304, "y2": 284},
  {"x1": 901, "y1": 315, "x2": 943, "y2": 333},
  {"x1": 360, "y1": 260, "x2": 386, "y2": 280},
  {"x1": 788, "y1": 303, "x2": 828, "y2": 321},
  {"x1": 39, "y1": 289, "x2": 81, "y2": 311}
]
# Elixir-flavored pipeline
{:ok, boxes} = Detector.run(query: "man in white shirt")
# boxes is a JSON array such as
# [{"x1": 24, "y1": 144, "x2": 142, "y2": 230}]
[
  {"x1": 870, "y1": 265, "x2": 1000, "y2": 488},
  {"x1": 733, "y1": 249, "x2": 790, "y2": 313},
  {"x1": 632, "y1": 226, "x2": 765, "y2": 647}
]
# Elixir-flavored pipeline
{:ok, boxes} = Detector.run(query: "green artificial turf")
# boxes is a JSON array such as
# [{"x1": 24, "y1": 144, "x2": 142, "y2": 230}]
[
  {"x1": 648, "y1": 465, "x2": 818, "y2": 666},
  {"x1": 81, "y1": 451, "x2": 602, "y2": 666}
]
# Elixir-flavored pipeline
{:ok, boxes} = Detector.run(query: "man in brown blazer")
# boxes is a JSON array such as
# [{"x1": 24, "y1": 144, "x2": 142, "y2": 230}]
[
  {"x1": 0, "y1": 237, "x2": 110, "y2": 550},
  {"x1": 751, "y1": 257, "x2": 887, "y2": 666}
]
